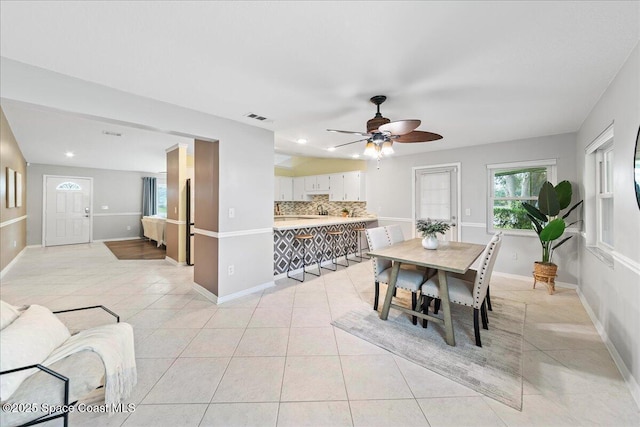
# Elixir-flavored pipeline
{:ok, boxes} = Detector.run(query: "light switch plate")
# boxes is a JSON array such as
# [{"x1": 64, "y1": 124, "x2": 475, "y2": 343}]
[{"x1": 228, "y1": 208, "x2": 235, "y2": 218}]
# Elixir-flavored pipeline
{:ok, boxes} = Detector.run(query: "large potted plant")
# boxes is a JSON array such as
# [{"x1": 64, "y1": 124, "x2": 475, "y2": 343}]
[
  {"x1": 522, "y1": 180, "x2": 582, "y2": 293},
  {"x1": 416, "y1": 218, "x2": 451, "y2": 250}
]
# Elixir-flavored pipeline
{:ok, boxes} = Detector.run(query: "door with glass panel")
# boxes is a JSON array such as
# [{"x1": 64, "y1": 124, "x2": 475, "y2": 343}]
[
  {"x1": 44, "y1": 176, "x2": 92, "y2": 246},
  {"x1": 414, "y1": 165, "x2": 458, "y2": 242}
]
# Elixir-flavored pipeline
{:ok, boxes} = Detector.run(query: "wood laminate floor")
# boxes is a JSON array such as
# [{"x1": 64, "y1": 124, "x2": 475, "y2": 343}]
[{"x1": 104, "y1": 238, "x2": 166, "y2": 260}]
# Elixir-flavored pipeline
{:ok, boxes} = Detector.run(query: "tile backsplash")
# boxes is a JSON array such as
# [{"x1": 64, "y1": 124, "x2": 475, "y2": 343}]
[{"x1": 275, "y1": 194, "x2": 368, "y2": 217}]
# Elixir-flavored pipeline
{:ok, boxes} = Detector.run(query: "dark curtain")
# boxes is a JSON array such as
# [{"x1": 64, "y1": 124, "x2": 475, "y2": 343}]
[{"x1": 142, "y1": 177, "x2": 157, "y2": 217}]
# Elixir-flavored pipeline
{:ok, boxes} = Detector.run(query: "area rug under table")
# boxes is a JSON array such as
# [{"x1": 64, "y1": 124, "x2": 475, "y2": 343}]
[{"x1": 332, "y1": 296, "x2": 525, "y2": 410}]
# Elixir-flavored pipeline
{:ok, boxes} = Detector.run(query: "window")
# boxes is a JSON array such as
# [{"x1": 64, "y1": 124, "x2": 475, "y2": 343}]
[
  {"x1": 596, "y1": 144, "x2": 614, "y2": 248},
  {"x1": 487, "y1": 160, "x2": 556, "y2": 233},
  {"x1": 156, "y1": 183, "x2": 167, "y2": 217},
  {"x1": 56, "y1": 182, "x2": 82, "y2": 191},
  {"x1": 585, "y1": 124, "x2": 614, "y2": 254}
]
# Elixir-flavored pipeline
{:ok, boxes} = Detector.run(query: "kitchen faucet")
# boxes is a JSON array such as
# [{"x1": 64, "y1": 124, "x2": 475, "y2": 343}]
[{"x1": 317, "y1": 205, "x2": 327, "y2": 215}]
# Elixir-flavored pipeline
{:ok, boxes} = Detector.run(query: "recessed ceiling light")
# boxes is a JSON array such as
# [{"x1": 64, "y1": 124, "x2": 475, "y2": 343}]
[
  {"x1": 65, "y1": 151, "x2": 75, "y2": 158},
  {"x1": 352, "y1": 154, "x2": 360, "y2": 158},
  {"x1": 296, "y1": 138, "x2": 307, "y2": 144},
  {"x1": 327, "y1": 147, "x2": 336, "y2": 152}
]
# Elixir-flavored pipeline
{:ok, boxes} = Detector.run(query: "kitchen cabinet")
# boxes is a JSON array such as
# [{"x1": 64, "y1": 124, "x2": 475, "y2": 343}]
[
  {"x1": 292, "y1": 177, "x2": 308, "y2": 201},
  {"x1": 329, "y1": 171, "x2": 366, "y2": 201},
  {"x1": 304, "y1": 174, "x2": 330, "y2": 192},
  {"x1": 274, "y1": 176, "x2": 293, "y2": 201}
]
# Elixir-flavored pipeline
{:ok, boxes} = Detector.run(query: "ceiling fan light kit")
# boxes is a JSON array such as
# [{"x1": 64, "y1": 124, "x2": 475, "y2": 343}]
[{"x1": 326, "y1": 95, "x2": 443, "y2": 165}]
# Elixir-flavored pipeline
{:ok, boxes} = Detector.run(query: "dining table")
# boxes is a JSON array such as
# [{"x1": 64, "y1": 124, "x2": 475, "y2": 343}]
[{"x1": 368, "y1": 238, "x2": 485, "y2": 346}]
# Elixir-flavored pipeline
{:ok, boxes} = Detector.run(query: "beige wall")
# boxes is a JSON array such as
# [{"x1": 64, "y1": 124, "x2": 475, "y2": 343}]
[
  {"x1": 0, "y1": 107, "x2": 27, "y2": 273},
  {"x1": 166, "y1": 145, "x2": 187, "y2": 264},
  {"x1": 275, "y1": 156, "x2": 366, "y2": 177},
  {"x1": 194, "y1": 139, "x2": 220, "y2": 295}
]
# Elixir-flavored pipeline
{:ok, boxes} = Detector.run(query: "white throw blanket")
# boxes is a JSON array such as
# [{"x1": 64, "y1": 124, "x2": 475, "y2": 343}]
[{"x1": 43, "y1": 323, "x2": 137, "y2": 411}]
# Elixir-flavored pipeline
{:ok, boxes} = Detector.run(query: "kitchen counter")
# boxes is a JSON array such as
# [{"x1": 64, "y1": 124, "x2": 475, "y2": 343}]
[
  {"x1": 273, "y1": 215, "x2": 377, "y2": 230},
  {"x1": 273, "y1": 215, "x2": 378, "y2": 275}
]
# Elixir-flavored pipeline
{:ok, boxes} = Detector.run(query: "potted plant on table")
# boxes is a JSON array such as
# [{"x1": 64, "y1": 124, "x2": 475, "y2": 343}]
[
  {"x1": 416, "y1": 218, "x2": 451, "y2": 250},
  {"x1": 522, "y1": 180, "x2": 583, "y2": 294}
]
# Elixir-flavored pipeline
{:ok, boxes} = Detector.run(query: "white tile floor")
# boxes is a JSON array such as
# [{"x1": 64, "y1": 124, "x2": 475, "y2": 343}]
[{"x1": 1, "y1": 243, "x2": 639, "y2": 426}]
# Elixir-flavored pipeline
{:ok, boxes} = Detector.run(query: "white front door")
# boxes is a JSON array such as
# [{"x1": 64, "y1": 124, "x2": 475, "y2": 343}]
[
  {"x1": 414, "y1": 165, "x2": 460, "y2": 242},
  {"x1": 44, "y1": 176, "x2": 92, "y2": 246}
]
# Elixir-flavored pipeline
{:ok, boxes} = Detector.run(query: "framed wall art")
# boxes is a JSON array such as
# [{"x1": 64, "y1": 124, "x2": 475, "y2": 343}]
[
  {"x1": 6, "y1": 167, "x2": 15, "y2": 208},
  {"x1": 15, "y1": 171, "x2": 22, "y2": 208}
]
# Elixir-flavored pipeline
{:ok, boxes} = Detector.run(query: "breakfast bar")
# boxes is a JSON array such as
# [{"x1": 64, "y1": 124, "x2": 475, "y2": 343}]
[{"x1": 273, "y1": 215, "x2": 377, "y2": 275}]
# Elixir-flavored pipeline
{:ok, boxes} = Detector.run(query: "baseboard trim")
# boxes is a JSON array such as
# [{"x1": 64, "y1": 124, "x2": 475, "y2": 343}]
[
  {"x1": 0, "y1": 246, "x2": 27, "y2": 279},
  {"x1": 575, "y1": 286, "x2": 640, "y2": 409},
  {"x1": 491, "y1": 271, "x2": 577, "y2": 289},
  {"x1": 94, "y1": 237, "x2": 143, "y2": 243},
  {"x1": 192, "y1": 283, "x2": 218, "y2": 304},
  {"x1": 216, "y1": 281, "x2": 275, "y2": 304},
  {"x1": 193, "y1": 280, "x2": 275, "y2": 305},
  {"x1": 164, "y1": 256, "x2": 186, "y2": 266}
]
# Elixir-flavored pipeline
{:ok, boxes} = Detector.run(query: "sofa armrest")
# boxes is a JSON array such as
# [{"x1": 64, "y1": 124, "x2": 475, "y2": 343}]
[
  {"x1": 53, "y1": 305, "x2": 120, "y2": 323},
  {"x1": 1, "y1": 364, "x2": 70, "y2": 427}
]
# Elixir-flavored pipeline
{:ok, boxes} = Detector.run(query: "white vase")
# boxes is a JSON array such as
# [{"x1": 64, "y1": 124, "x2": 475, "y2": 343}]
[{"x1": 422, "y1": 235, "x2": 438, "y2": 250}]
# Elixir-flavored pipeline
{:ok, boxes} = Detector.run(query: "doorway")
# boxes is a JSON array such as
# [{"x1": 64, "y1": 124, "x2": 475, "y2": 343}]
[
  {"x1": 413, "y1": 163, "x2": 461, "y2": 242},
  {"x1": 43, "y1": 175, "x2": 93, "y2": 246}
]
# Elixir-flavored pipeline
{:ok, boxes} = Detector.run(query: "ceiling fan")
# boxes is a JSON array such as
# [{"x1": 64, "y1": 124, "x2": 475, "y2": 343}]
[{"x1": 327, "y1": 95, "x2": 442, "y2": 159}]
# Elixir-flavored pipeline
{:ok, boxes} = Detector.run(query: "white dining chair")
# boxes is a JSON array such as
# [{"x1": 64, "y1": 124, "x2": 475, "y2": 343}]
[
  {"x1": 366, "y1": 226, "x2": 425, "y2": 324},
  {"x1": 385, "y1": 224, "x2": 405, "y2": 245},
  {"x1": 420, "y1": 232, "x2": 502, "y2": 346}
]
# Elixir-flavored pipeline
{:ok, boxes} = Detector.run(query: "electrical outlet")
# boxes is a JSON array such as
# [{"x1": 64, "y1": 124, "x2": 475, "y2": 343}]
[
  {"x1": 13, "y1": 240, "x2": 17, "y2": 248},
  {"x1": 228, "y1": 265, "x2": 235, "y2": 276},
  {"x1": 512, "y1": 252, "x2": 518, "y2": 260},
  {"x1": 228, "y1": 208, "x2": 235, "y2": 218},
  {"x1": 465, "y1": 208, "x2": 471, "y2": 216},
  {"x1": 174, "y1": 206, "x2": 177, "y2": 214},
  {"x1": 126, "y1": 226, "x2": 131, "y2": 231}
]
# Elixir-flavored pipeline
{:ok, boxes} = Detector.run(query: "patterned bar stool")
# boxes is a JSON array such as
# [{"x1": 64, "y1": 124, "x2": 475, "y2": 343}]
[
  {"x1": 321, "y1": 229, "x2": 349, "y2": 271},
  {"x1": 352, "y1": 226, "x2": 370, "y2": 261},
  {"x1": 286, "y1": 233, "x2": 321, "y2": 282}
]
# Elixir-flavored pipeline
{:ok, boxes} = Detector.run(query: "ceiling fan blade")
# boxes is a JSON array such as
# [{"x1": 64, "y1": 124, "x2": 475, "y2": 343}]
[
  {"x1": 393, "y1": 130, "x2": 443, "y2": 143},
  {"x1": 378, "y1": 120, "x2": 421, "y2": 136},
  {"x1": 327, "y1": 129, "x2": 371, "y2": 137},
  {"x1": 333, "y1": 138, "x2": 370, "y2": 149}
]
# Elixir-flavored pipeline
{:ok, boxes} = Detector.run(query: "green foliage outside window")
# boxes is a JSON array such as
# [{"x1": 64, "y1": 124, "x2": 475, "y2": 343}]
[
  {"x1": 493, "y1": 201, "x2": 533, "y2": 230},
  {"x1": 492, "y1": 167, "x2": 547, "y2": 230}
]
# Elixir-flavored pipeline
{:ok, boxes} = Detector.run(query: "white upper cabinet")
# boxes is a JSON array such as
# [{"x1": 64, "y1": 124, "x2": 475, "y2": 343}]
[
  {"x1": 274, "y1": 176, "x2": 293, "y2": 201},
  {"x1": 304, "y1": 174, "x2": 330, "y2": 192},
  {"x1": 329, "y1": 173, "x2": 344, "y2": 201},
  {"x1": 292, "y1": 177, "x2": 308, "y2": 201},
  {"x1": 329, "y1": 171, "x2": 366, "y2": 201},
  {"x1": 343, "y1": 171, "x2": 365, "y2": 201}
]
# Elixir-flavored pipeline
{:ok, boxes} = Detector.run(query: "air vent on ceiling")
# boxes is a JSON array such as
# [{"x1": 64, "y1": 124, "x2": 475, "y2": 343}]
[
  {"x1": 244, "y1": 112, "x2": 269, "y2": 121},
  {"x1": 102, "y1": 130, "x2": 122, "y2": 137}
]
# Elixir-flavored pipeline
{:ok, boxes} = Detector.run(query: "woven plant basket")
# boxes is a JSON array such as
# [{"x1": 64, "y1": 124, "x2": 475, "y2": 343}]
[{"x1": 533, "y1": 262, "x2": 557, "y2": 294}]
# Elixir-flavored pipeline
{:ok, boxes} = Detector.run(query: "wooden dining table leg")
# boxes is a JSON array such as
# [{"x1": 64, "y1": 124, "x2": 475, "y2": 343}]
[
  {"x1": 437, "y1": 269, "x2": 456, "y2": 346},
  {"x1": 379, "y1": 261, "x2": 401, "y2": 320}
]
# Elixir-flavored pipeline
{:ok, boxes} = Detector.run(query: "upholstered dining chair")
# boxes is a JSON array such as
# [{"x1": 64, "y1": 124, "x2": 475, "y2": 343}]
[
  {"x1": 419, "y1": 232, "x2": 502, "y2": 347},
  {"x1": 365, "y1": 226, "x2": 425, "y2": 324},
  {"x1": 385, "y1": 224, "x2": 405, "y2": 245}
]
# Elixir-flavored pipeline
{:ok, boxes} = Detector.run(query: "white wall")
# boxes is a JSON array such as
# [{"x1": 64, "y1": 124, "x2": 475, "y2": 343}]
[
  {"x1": 1, "y1": 58, "x2": 275, "y2": 297},
  {"x1": 367, "y1": 133, "x2": 579, "y2": 283},
  {"x1": 575, "y1": 43, "x2": 640, "y2": 405}
]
